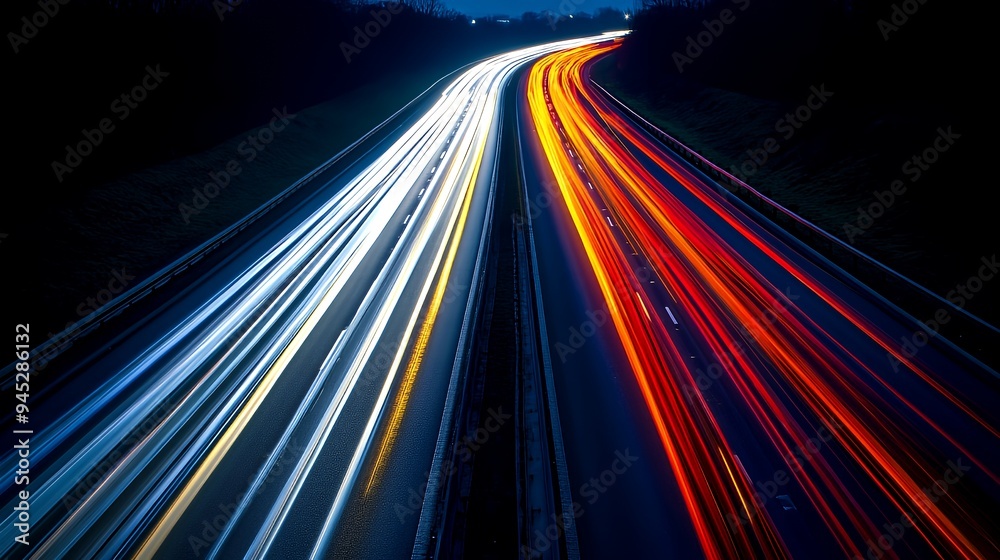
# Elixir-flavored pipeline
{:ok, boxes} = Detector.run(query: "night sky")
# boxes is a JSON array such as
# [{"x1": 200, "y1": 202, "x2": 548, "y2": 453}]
[{"x1": 447, "y1": 0, "x2": 635, "y2": 18}]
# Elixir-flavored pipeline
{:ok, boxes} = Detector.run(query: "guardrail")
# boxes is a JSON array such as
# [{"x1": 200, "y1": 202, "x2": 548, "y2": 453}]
[
  {"x1": 589, "y1": 78, "x2": 1000, "y2": 371},
  {"x1": 2, "y1": 64, "x2": 482, "y2": 382},
  {"x1": 411, "y1": 84, "x2": 505, "y2": 560}
]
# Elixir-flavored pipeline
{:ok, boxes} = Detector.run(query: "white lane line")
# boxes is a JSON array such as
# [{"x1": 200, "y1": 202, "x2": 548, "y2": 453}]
[
  {"x1": 403, "y1": 214, "x2": 411, "y2": 225},
  {"x1": 606, "y1": 217, "x2": 614, "y2": 227},
  {"x1": 320, "y1": 330, "x2": 346, "y2": 372},
  {"x1": 664, "y1": 306, "x2": 678, "y2": 325},
  {"x1": 418, "y1": 188, "x2": 424, "y2": 197}
]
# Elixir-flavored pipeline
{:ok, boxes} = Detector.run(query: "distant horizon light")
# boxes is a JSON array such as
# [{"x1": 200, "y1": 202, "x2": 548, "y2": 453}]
[{"x1": 445, "y1": 0, "x2": 634, "y2": 18}]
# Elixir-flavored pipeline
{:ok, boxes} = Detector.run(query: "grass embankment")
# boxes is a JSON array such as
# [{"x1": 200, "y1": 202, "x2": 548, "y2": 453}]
[
  {"x1": 591, "y1": 55, "x2": 997, "y2": 328},
  {"x1": 31, "y1": 48, "x2": 503, "y2": 339}
]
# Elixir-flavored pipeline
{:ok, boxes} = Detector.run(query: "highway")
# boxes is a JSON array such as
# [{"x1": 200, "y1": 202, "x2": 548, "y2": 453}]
[
  {"x1": 518, "y1": 42, "x2": 1000, "y2": 559},
  {"x1": 3, "y1": 34, "x2": 997, "y2": 560},
  {"x1": 0, "y1": 34, "x2": 623, "y2": 560}
]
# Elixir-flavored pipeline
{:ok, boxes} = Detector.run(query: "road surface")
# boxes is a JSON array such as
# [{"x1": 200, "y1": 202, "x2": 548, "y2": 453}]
[
  {"x1": 517, "y1": 41, "x2": 1000, "y2": 560},
  {"x1": 0, "y1": 34, "x2": 624, "y2": 560}
]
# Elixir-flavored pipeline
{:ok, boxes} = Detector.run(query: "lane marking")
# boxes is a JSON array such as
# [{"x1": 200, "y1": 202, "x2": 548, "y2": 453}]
[{"x1": 665, "y1": 306, "x2": 678, "y2": 325}]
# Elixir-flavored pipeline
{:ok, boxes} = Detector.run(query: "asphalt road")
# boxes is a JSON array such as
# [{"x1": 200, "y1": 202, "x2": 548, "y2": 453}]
[
  {"x1": 3, "y1": 33, "x2": 994, "y2": 560},
  {"x1": 517, "y1": 42, "x2": 1000, "y2": 560},
  {"x1": 0, "y1": 34, "x2": 624, "y2": 560}
]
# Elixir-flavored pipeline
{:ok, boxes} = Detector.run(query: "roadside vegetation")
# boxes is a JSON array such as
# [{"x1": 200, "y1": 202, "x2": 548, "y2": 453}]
[
  {"x1": 9, "y1": 0, "x2": 624, "y2": 336},
  {"x1": 596, "y1": 0, "x2": 994, "y2": 324}
]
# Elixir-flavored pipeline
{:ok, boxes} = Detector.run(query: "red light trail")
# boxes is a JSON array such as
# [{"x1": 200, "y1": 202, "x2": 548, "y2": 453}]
[{"x1": 526, "y1": 42, "x2": 998, "y2": 559}]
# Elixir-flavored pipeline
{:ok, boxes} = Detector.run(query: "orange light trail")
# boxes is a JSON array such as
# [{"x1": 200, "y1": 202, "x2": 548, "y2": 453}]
[
  {"x1": 526, "y1": 42, "x2": 999, "y2": 559},
  {"x1": 528, "y1": 43, "x2": 790, "y2": 560}
]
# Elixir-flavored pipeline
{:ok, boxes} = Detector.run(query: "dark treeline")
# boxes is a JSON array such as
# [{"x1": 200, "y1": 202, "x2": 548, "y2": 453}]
[
  {"x1": 614, "y1": 0, "x2": 986, "y2": 162},
  {"x1": 617, "y1": 0, "x2": 981, "y2": 105},
  {"x1": 610, "y1": 0, "x2": 993, "y2": 318},
  {"x1": 8, "y1": 0, "x2": 623, "y2": 210}
]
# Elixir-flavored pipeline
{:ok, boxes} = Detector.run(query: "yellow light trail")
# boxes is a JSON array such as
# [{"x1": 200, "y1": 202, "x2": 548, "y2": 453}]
[
  {"x1": 133, "y1": 274, "x2": 350, "y2": 559},
  {"x1": 527, "y1": 42, "x2": 790, "y2": 559},
  {"x1": 364, "y1": 92, "x2": 492, "y2": 495},
  {"x1": 528, "y1": 39, "x2": 998, "y2": 560}
]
